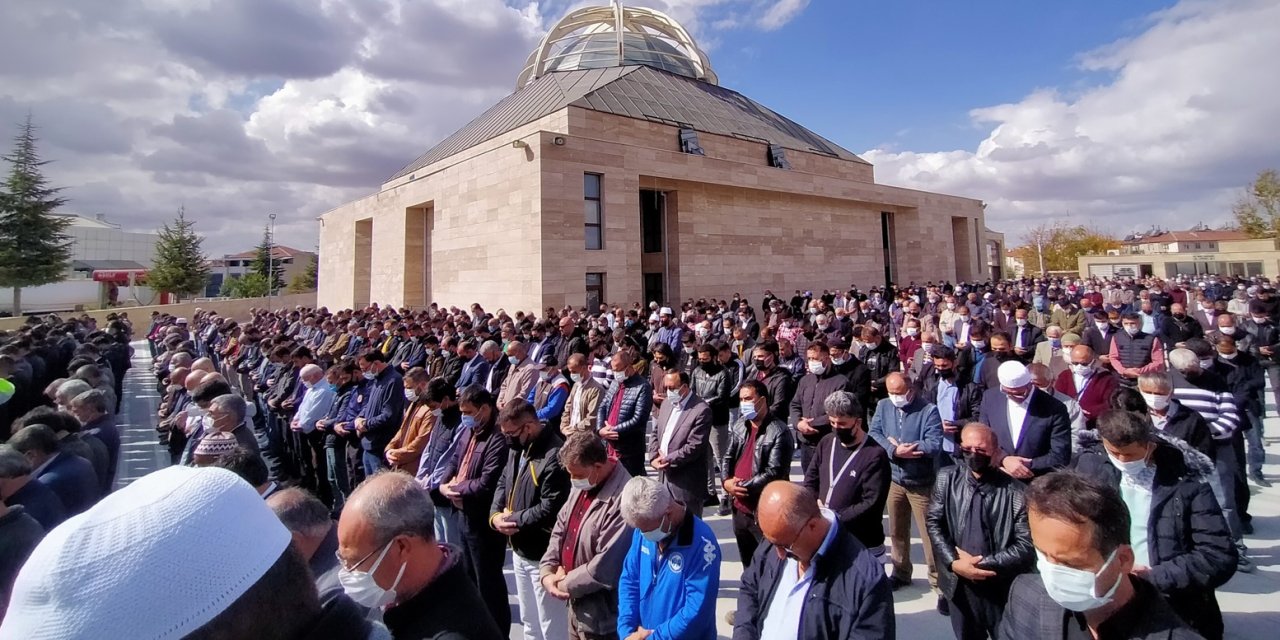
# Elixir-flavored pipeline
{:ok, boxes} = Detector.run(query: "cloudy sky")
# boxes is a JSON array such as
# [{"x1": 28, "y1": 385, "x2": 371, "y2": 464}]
[{"x1": 3, "y1": 0, "x2": 1278, "y2": 255}]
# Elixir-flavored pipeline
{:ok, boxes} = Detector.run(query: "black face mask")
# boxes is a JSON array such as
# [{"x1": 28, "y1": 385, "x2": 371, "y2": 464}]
[
  {"x1": 962, "y1": 450, "x2": 992, "y2": 473},
  {"x1": 753, "y1": 358, "x2": 771, "y2": 370},
  {"x1": 993, "y1": 352, "x2": 1014, "y2": 362},
  {"x1": 835, "y1": 428, "x2": 859, "y2": 447},
  {"x1": 937, "y1": 367, "x2": 955, "y2": 379}
]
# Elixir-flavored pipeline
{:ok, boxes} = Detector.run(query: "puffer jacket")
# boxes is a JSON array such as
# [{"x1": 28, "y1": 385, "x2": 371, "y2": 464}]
[
  {"x1": 722, "y1": 413, "x2": 795, "y2": 510},
  {"x1": 1073, "y1": 430, "x2": 1237, "y2": 640}
]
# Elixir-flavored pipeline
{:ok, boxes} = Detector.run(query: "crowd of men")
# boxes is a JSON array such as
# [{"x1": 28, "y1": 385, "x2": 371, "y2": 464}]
[{"x1": 0, "y1": 272, "x2": 1276, "y2": 640}]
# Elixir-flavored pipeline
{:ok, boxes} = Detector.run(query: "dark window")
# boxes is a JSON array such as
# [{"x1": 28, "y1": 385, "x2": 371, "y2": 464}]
[
  {"x1": 767, "y1": 144, "x2": 791, "y2": 169},
  {"x1": 585, "y1": 173, "x2": 603, "y2": 250},
  {"x1": 586, "y1": 272, "x2": 606, "y2": 310},
  {"x1": 678, "y1": 127, "x2": 704, "y2": 155},
  {"x1": 640, "y1": 190, "x2": 664, "y2": 254}
]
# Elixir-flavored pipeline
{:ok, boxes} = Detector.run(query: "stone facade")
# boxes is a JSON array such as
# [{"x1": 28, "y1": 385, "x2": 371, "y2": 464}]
[{"x1": 319, "y1": 106, "x2": 984, "y2": 313}]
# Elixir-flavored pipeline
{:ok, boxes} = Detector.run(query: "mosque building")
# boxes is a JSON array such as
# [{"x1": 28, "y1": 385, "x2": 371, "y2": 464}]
[{"x1": 317, "y1": 2, "x2": 987, "y2": 311}]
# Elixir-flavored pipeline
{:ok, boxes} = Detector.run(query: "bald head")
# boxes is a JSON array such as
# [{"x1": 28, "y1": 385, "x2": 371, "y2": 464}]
[
  {"x1": 960, "y1": 423, "x2": 999, "y2": 454},
  {"x1": 185, "y1": 370, "x2": 208, "y2": 392},
  {"x1": 191, "y1": 357, "x2": 215, "y2": 373},
  {"x1": 757, "y1": 481, "x2": 820, "y2": 536},
  {"x1": 1069, "y1": 345, "x2": 1096, "y2": 365},
  {"x1": 885, "y1": 372, "x2": 908, "y2": 395}
]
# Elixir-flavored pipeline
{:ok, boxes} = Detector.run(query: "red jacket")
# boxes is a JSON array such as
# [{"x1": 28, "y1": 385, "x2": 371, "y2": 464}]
[{"x1": 1054, "y1": 368, "x2": 1119, "y2": 427}]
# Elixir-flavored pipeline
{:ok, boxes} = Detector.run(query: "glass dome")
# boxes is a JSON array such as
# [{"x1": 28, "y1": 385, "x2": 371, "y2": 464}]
[{"x1": 518, "y1": 3, "x2": 716, "y2": 89}]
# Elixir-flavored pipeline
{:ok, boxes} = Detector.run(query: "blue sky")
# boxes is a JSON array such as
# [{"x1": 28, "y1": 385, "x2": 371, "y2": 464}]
[{"x1": 715, "y1": 0, "x2": 1174, "y2": 154}]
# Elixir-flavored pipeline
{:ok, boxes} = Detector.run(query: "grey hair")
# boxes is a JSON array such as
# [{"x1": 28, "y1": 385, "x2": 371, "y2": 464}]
[
  {"x1": 1168, "y1": 348, "x2": 1199, "y2": 373},
  {"x1": 71, "y1": 388, "x2": 111, "y2": 415},
  {"x1": 0, "y1": 445, "x2": 33, "y2": 478},
  {"x1": 211, "y1": 393, "x2": 248, "y2": 424},
  {"x1": 267, "y1": 487, "x2": 332, "y2": 540},
  {"x1": 1137, "y1": 371, "x2": 1173, "y2": 394},
  {"x1": 823, "y1": 390, "x2": 861, "y2": 420},
  {"x1": 170, "y1": 352, "x2": 194, "y2": 368},
  {"x1": 350, "y1": 471, "x2": 436, "y2": 543},
  {"x1": 620, "y1": 476, "x2": 672, "y2": 526},
  {"x1": 299, "y1": 363, "x2": 324, "y2": 380},
  {"x1": 479, "y1": 340, "x2": 501, "y2": 356},
  {"x1": 55, "y1": 379, "x2": 92, "y2": 405},
  {"x1": 1045, "y1": 325, "x2": 1063, "y2": 337}
]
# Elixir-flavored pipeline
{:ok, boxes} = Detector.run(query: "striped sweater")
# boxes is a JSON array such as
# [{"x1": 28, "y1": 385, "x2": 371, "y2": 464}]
[{"x1": 1169, "y1": 369, "x2": 1239, "y2": 440}]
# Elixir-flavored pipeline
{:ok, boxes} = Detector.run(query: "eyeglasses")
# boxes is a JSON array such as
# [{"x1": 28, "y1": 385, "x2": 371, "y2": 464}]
[{"x1": 335, "y1": 538, "x2": 392, "y2": 572}]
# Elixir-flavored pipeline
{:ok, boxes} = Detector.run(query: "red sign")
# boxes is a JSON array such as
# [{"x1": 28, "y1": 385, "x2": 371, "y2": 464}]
[{"x1": 92, "y1": 270, "x2": 147, "y2": 283}]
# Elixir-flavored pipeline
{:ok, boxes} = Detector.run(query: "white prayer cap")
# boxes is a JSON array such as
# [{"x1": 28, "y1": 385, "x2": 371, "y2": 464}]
[
  {"x1": 659, "y1": 307, "x2": 674, "y2": 316},
  {"x1": 997, "y1": 361, "x2": 1032, "y2": 388},
  {"x1": 0, "y1": 466, "x2": 291, "y2": 640}
]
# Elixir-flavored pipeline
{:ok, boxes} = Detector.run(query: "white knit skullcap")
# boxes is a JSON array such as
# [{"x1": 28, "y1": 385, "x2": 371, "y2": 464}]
[
  {"x1": 659, "y1": 307, "x2": 674, "y2": 316},
  {"x1": 997, "y1": 361, "x2": 1032, "y2": 388},
  {"x1": 0, "y1": 465, "x2": 291, "y2": 640}
]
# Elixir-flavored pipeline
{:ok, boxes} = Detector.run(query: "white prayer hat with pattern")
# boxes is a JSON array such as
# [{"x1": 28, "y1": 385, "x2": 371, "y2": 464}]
[
  {"x1": 997, "y1": 361, "x2": 1032, "y2": 388},
  {"x1": 0, "y1": 465, "x2": 291, "y2": 640}
]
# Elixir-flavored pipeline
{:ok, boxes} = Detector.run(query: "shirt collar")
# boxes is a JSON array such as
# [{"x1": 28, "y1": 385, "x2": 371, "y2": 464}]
[
  {"x1": 32, "y1": 451, "x2": 60, "y2": 477},
  {"x1": 814, "y1": 508, "x2": 840, "y2": 559}
]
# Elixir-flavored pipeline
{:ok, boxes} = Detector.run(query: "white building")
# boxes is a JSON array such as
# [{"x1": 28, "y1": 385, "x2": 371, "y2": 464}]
[{"x1": 0, "y1": 213, "x2": 159, "y2": 314}]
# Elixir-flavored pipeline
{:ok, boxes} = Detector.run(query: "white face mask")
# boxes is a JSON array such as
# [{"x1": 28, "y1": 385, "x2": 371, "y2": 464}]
[
  {"x1": 571, "y1": 468, "x2": 599, "y2": 491},
  {"x1": 404, "y1": 389, "x2": 418, "y2": 402},
  {"x1": 570, "y1": 372, "x2": 583, "y2": 383},
  {"x1": 1219, "y1": 351, "x2": 1237, "y2": 361},
  {"x1": 1108, "y1": 450, "x2": 1150, "y2": 476},
  {"x1": 888, "y1": 393, "x2": 910, "y2": 409},
  {"x1": 1141, "y1": 391, "x2": 1171, "y2": 412},
  {"x1": 970, "y1": 340, "x2": 986, "y2": 350},
  {"x1": 905, "y1": 328, "x2": 919, "y2": 337},
  {"x1": 807, "y1": 360, "x2": 826, "y2": 375},
  {"x1": 1015, "y1": 318, "x2": 1027, "y2": 326},
  {"x1": 1036, "y1": 549, "x2": 1122, "y2": 612},
  {"x1": 612, "y1": 370, "x2": 627, "y2": 381},
  {"x1": 1219, "y1": 326, "x2": 1235, "y2": 335},
  {"x1": 666, "y1": 388, "x2": 682, "y2": 402},
  {"x1": 338, "y1": 539, "x2": 407, "y2": 609},
  {"x1": 1070, "y1": 363, "x2": 1094, "y2": 377},
  {"x1": 1124, "y1": 326, "x2": 1138, "y2": 336},
  {"x1": 1198, "y1": 358, "x2": 1214, "y2": 370}
]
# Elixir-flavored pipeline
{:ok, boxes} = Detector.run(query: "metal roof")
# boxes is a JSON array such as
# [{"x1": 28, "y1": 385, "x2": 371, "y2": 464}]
[
  {"x1": 72, "y1": 260, "x2": 149, "y2": 271},
  {"x1": 388, "y1": 66, "x2": 866, "y2": 181}
]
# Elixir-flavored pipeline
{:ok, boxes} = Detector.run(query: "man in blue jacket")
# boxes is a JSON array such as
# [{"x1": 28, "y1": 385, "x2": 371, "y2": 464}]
[
  {"x1": 869, "y1": 371, "x2": 943, "y2": 592},
  {"x1": 354, "y1": 349, "x2": 404, "y2": 476},
  {"x1": 618, "y1": 475, "x2": 720, "y2": 640}
]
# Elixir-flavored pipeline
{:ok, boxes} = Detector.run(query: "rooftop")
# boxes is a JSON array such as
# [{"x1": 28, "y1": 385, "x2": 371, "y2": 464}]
[
  {"x1": 1123, "y1": 229, "x2": 1251, "y2": 244},
  {"x1": 221, "y1": 245, "x2": 312, "y2": 260}
]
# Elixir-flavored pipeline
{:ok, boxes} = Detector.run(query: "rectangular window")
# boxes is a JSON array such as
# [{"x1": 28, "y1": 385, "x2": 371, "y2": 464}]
[
  {"x1": 640, "y1": 189, "x2": 664, "y2": 254},
  {"x1": 586, "y1": 272, "x2": 605, "y2": 310},
  {"x1": 585, "y1": 173, "x2": 603, "y2": 250}
]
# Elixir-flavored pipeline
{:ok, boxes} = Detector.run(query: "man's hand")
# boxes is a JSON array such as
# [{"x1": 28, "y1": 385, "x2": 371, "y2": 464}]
[
  {"x1": 624, "y1": 629, "x2": 653, "y2": 640},
  {"x1": 289, "y1": 419, "x2": 302, "y2": 432},
  {"x1": 334, "y1": 422, "x2": 349, "y2": 436},
  {"x1": 952, "y1": 549, "x2": 997, "y2": 582},
  {"x1": 723, "y1": 478, "x2": 748, "y2": 498},
  {"x1": 796, "y1": 418, "x2": 817, "y2": 436},
  {"x1": 1131, "y1": 565, "x2": 1152, "y2": 579},
  {"x1": 493, "y1": 512, "x2": 519, "y2": 536},
  {"x1": 385, "y1": 449, "x2": 402, "y2": 465},
  {"x1": 941, "y1": 420, "x2": 959, "y2": 435},
  {"x1": 651, "y1": 456, "x2": 670, "y2": 470},
  {"x1": 1261, "y1": 346, "x2": 1274, "y2": 357},
  {"x1": 542, "y1": 568, "x2": 569, "y2": 600},
  {"x1": 315, "y1": 420, "x2": 328, "y2": 431},
  {"x1": 1000, "y1": 455, "x2": 1034, "y2": 479},
  {"x1": 894, "y1": 442, "x2": 924, "y2": 459},
  {"x1": 1098, "y1": 355, "x2": 1111, "y2": 364},
  {"x1": 599, "y1": 425, "x2": 619, "y2": 441}
]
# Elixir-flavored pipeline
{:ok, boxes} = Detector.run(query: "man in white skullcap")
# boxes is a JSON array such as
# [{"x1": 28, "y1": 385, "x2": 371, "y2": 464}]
[
  {"x1": 972, "y1": 361, "x2": 1072, "y2": 480},
  {"x1": 0, "y1": 465, "x2": 388, "y2": 640},
  {"x1": 655, "y1": 307, "x2": 685, "y2": 356}
]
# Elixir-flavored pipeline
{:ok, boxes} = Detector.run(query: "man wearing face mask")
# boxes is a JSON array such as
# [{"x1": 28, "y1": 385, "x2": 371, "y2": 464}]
[
  {"x1": 617, "y1": 476, "x2": 721, "y2": 640},
  {"x1": 1133, "y1": 373, "x2": 1215, "y2": 461},
  {"x1": 998, "y1": 471, "x2": 1200, "y2": 639},
  {"x1": 383, "y1": 368, "x2": 434, "y2": 476},
  {"x1": 649, "y1": 371, "x2": 713, "y2": 516},
  {"x1": 338, "y1": 471, "x2": 503, "y2": 639},
  {"x1": 491, "y1": 399, "x2": 569, "y2": 640},
  {"x1": 1054, "y1": 345, "x2": 1118, "y2": 432},
  {"x1": 1108, "y1": 313, "x2": 1165, "y2": 387},
  {"x1": 498, "y1": 339, "x2": 539, "y2": 409},
  {"x1": 355, "y1": 350, "x2": 406, "y2": 477},
  {"x1": 926, "y1": 424, "x2": 1035, "y2": 633},
  {"x1": 690, "y1": 343, "x2": 732, "y2": 513},
  {"x1": 597, "y1": 349, "x2": 654, "y2": 478},
  {"x1": 1082, "y1": 310, "x2": 1119, "y2": 368},
  {"x1": 859, "y1": 327, "x2": 900, "y2": 407},
  {"x1": 790, "y1": 342, "x2": 850, "y2": 472},
  {"x1": 1048, "y1": 298, "x2": 1085, "y2": 337},
  {"x1": 564, "y1": 353, "x2": 605, "y2": 436},
  {"x1": 974, "y1": 361, "x2": 1071, "y2": 480},
  {"x1": 724, "y1": 380, "x2": 794, "y2": 567},
  {"x1": 733, "y1": 481, "x2": 894, "y2": 640},
  {"x1": 802, "y1": 391, "x2": 890, "y2": 554},
  {"x1": 1159, "y1": 302, "x2": 1204, "y2": 350},
  {"x1": 915, "y1": 346, "x2": 983, "y2": 458},
  {"x1": 1072, "y1": 411, "x2": 1236, "y2": 639},
  {"x1": 541, "y1": 431, "x2": 633, "y2": 640},
  {"x1": 1010, "y1": 307, "x2": 1045, "y2": 364},
  {"x1": 869, "y1": 372, "x2": 943, "y2": 591},
  {"x1": 748, "y1": 342, "x2": 795, "y2": 418},
  {"x1": 437, "y1": 385, "x2": 511, "y2": 631},
  {"x1": 527, "y1": 354, "x2": 571, "y2": 433}
]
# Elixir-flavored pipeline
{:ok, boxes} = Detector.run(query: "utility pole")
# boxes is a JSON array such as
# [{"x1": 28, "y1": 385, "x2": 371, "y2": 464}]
[
  {"x1": 268, "y1": 213, "x2": 276, "y2": 309},
  {"x1": 1037, "y1": 237, "x2": 1046, "y2": 276}
]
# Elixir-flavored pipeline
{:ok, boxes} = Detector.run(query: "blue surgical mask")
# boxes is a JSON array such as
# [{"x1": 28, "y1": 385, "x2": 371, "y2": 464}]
[
  {"x1": 508, "y1": 356, "x2": 519, "y2": 366},
  {"x1": 740, "y1": 400, "x2": 759, "y2": 421},
  {"x1": 362, "y1": 371, "x2": 376, "y2": 381},
  {"x1": 641, "y1": 514, "x2": 671, "y2": 543},
  {"x1": 460, "y1": 414, "x2": 477, "y2": 429}
]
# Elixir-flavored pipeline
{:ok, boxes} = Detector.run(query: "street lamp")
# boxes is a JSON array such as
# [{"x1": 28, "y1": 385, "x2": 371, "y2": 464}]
[{"x1": 268, "y1": 213, "x2": 276, "y2": 309}]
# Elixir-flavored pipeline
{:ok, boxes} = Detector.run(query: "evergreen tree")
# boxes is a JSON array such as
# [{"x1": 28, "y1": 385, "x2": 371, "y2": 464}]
[
  {"x1": 147, "y1": 206, "x2": 210, "y2": 300},
  {"x1": 288, "y1": 252, "x2": 318, "y2": 293},
  {"x1": 221, "y1": 272, "x2": 269, "y2": 299},
  {"x1": 249, "y1": 225, "x2": 285, "y2": 293},
  {"x1": 0, "y1": 115, "x2": 72, "y2": 315}
]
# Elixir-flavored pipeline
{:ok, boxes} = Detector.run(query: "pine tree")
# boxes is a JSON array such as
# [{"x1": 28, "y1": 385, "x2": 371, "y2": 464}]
[
  {"x1": 0, "y1": 115, "x2": 73, "y2": 315},
  {"x1": 249, "y1": 225, "x2": 284, "y2": 293},
  {"x1": 147, "y1": 206, "x2": 211, "y2": 300}
]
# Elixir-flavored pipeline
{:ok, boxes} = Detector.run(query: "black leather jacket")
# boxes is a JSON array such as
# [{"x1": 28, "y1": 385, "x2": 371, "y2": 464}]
[
  {"x1": 722, "y1": 412, "x2": 795, "y2": 510},
  {"x1": 926, "y1": 465, "x2": 1035, "y2": 599}
]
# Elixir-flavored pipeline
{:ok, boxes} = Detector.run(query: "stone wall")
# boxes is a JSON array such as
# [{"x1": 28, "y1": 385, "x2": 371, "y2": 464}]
[{"x1": 0, "y1": 293, "x2": 316, "y2": 332}]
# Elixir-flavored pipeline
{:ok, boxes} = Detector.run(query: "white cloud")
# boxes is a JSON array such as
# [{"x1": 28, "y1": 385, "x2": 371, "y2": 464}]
[
  {"x1": 757, "y1": 0, "x2": 809, "y2": 31},
  {"x1": 862, "y1": 0, "x2": 1280, "y2": 246}
]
